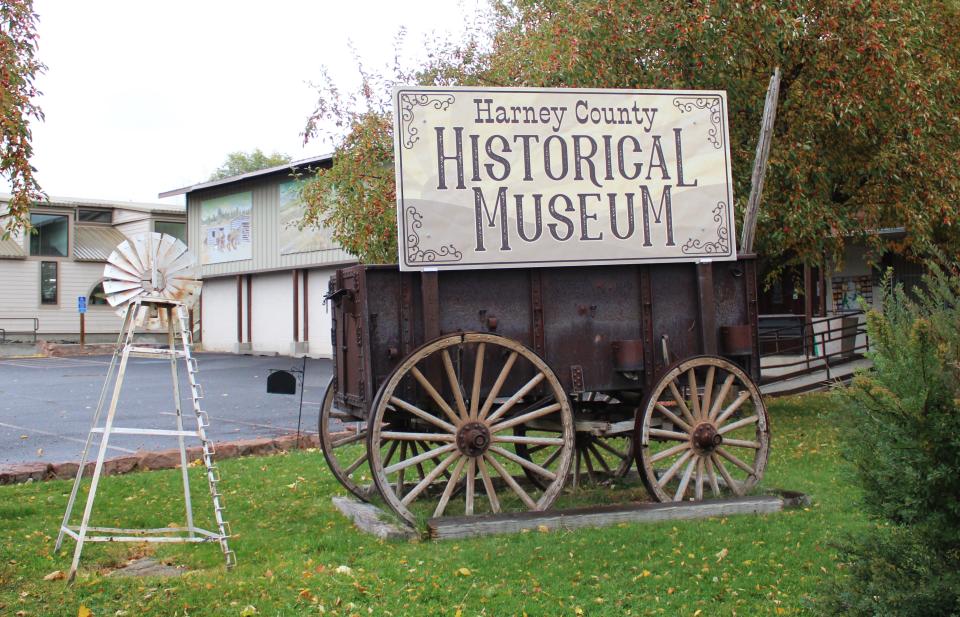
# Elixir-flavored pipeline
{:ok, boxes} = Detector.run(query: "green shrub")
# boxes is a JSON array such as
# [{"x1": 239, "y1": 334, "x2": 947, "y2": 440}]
[{"x1": 821, "y1": 264, "x2": 960, "y2": 616}]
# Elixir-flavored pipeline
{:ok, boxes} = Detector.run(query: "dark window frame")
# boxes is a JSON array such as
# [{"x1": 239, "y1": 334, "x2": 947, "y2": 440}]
[
  {"x1": 77, "y1": 208, "x2": 113, "y2": 225},
  {"x1": 154, "y1": 219, "x2": 187, "y2": 243},
  {"x1": 29, "y1": 212, "x2": 70, "y2": 258},
  {"x1": 40, "y1": 261, "x2": 58, "y2": 306}
]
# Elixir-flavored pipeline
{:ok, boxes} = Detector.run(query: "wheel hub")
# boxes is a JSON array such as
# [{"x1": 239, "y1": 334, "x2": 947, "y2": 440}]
[
  {"x1": 456, "y1": 421, "x2": 491, "y2": 457},
  {"x1": 692, "y1": 422, "x2": 722, "y2": 452}
]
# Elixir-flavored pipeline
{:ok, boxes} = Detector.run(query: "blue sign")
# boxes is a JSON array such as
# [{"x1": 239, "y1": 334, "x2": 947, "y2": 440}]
[{"x1": 78, "y1": 296, "x2": 87, "y2": 314}]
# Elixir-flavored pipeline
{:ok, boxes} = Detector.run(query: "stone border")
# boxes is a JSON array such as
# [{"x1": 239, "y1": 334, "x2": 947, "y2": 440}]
[{"x1": 0, "y1": 433, "x2": 322, "y2": 485}]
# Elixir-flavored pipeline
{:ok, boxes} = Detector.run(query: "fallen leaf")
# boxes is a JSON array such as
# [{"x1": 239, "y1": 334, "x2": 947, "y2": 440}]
[
  {"x1": 78, "y1": 607, "x2": 93, "y2": 617},
  {"x1": 716, "y1": 547, "x2": 729, "y2": 562},
  {"x1": 456, "y1": 567, "x2": 471, "y2": 577},
  {"x1": 36, "y1": 448, "x2": 44, "y2": 456},
  {"x1": 335, "y1": 565, "x2": 353, "y2": 575},
  {"x1": 239, "y1": 606, "x2": 257, "y2": 617},
  {"x1": 536, "y1": 525, "x2": 550, "y2": 533},
  {"x1": 43, "y1": 570, "x2": 65, "y2": 581}
]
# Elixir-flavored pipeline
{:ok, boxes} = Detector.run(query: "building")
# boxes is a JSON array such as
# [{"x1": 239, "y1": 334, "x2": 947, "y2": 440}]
[
  {"x1": 0, "y1": 195, "x2": 186, "y2": 343},
  {"x1": 159, "y1": 155, "x2": 354, "y2": 358}
]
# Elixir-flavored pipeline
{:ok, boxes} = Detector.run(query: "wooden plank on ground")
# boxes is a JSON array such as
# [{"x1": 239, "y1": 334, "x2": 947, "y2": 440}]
[
  {"x1": 332, "y1": 496, "x2": 417, "y2": 541},
  {"x1": 428, "y1": 496, "x2": 784, "y2": 540}
]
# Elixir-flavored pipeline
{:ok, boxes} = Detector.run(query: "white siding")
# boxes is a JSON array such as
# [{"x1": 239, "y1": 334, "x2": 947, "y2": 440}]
[
  {"x1": 251, "y1": 272, "x2": 292, "y2": 354},
  {"x1": 0, "y1": 259, "x2": 121, "y2": 335},
  {"x1": 307, "y1": 267, "x2": 335, "y2": 358},
  {"x1": 200, "y1": 277, "x2": 236, "y2": 352}
]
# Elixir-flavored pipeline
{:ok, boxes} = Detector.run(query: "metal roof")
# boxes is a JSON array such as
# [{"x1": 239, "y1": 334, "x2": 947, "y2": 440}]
[
  {"x1": 158, "y1": 153, "x2": 333, "y2": 199},
  {"x1": 73, "y1": 225, "x2": 127, "y2": 262},
  {"x1": 0, "y1": 236, "x2": 26, "y2": 260},
  {"x1": 0, "y1": 192, "x2": 185, "y2": 215}
]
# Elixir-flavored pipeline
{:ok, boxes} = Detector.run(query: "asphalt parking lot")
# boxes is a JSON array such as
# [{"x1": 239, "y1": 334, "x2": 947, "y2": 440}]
[{"x1": 0, "y1": 353, "x2": 333, "y2": 465}]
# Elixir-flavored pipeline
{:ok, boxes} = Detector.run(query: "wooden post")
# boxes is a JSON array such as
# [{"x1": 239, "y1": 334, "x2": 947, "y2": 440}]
[
  {"x1": 246, "y1": 274, "x2": 253, "y2": 344},
  {"x1": 292, "y1": 270, "x2": 299, "y2": 343},
  {"x1": 236, "y1": 275, "x2": 243, "y2": 343},
  {"x1": 80, "y1": 312, "x2": 85, "y2": 348},
  {"x1": 740, "y1": 67, "x2": 781, "y2": 254},
  {"x1": 302, "y1": 269, "x2": 309, "y2": 343}
]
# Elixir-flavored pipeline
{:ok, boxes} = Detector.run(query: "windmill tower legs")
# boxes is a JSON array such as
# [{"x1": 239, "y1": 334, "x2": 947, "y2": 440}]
[{"x1": 56, "y1": 299, "x2": 235, "y2": 582}]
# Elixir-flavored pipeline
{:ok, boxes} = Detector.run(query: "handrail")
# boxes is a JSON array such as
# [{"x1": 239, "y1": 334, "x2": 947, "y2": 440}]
[
  {"x1": 0, "y1": 317, "x2": 40, "y2": 344},
  {"x1": 759, "y1": 311, "x2": 870, "y2": 385}
]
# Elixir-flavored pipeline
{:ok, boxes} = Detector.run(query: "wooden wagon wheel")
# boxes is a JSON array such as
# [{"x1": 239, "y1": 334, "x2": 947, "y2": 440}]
[
  {"x1": 319, "y1": 378, "x2": 370, "y2": 501},
  {"x1": 367, "y1": 333, "x2": 575, "y2": 526},
  {"x1": 515, "y1": 425, "x2": 634, "y2": 490},
  {"x1": 635, "y1": 356, "x2": 770, "y2": 502}
]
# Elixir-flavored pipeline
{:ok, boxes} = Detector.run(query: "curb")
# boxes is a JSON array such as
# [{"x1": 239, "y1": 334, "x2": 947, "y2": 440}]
[{"x1": 0, "y1": 432, "x2": 323, "y2": 486}]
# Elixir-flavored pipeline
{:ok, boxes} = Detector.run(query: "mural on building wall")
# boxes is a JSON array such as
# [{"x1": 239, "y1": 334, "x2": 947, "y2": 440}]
[
  {"x1": 200, "y1": 192, "x2": 252, "y2": 264},
  {"x1": 279, "y1": 181, "x2": 333, "y2": 255}
]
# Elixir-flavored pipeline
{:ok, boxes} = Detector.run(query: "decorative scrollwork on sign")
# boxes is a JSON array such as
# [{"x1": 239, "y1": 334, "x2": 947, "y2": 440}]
[
  {"x1": 672, "y1": 96, "x2": 723, "y2": 149},
  {"x1": 406, "y1": 205, "x2": 463, "y2": 263},
  {"x1": 399, "y1": 93, "x2": 456, "y2": 149},
  {"x1": 681, "y1": 202, "x2": 730, "y2": 255}
]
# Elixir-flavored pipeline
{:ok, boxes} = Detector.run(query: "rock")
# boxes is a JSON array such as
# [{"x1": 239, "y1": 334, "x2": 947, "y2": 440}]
[
  {"x1": 102, "y1": 456, "x2": 140, "y2": 476},
  {"x1": 137, "y1": 449, "x2": 182, "y2": 471},
  {"x1": 107, "y1": 557, "x2": 186, "y2": 578},
  {"x1": 0, "y1": 463, "x2": 52, "y2": 485},
  {"x1": 50, "y1": 462, "x2": 80, "y2": 480}
]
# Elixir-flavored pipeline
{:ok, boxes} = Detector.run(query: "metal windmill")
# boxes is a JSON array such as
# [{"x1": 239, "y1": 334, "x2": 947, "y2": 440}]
[{"x1": 56, "y1": 232, "x2": 234, "y2": 581}]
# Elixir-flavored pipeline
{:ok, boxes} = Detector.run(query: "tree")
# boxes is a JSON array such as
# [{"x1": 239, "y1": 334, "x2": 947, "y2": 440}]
[
  {"x1": 304, "y1": 0, "x2": 960, "y2": 269},
  {"x1": 209, "y1": 149, "x2": 292, "y2": 181},
  {"x1": 0, "y1": 0, "x2": 45, "y2": 238}
]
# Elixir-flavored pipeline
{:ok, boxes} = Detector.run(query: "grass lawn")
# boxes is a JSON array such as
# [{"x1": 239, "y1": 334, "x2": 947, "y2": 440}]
[{"x1": 1, "y1": 393, "x2": 866, "y2": 616}]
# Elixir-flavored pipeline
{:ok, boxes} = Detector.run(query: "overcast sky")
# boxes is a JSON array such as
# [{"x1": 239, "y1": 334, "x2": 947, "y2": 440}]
[{"x1": 25, "y1": 0, "x2": 482, "y2": 206}]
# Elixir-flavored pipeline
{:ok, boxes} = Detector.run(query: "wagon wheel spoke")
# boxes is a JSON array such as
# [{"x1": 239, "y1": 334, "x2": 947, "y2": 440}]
[
  {"x1": 687, "y1": 369, "x2": 701, "y2": 420},
  {"x1": 469, "y1": 343, "x2": 485, "y2": 419},
  {"x1": 441, "y1": 349, "x2": 469, "y2": 421},
  {"x1": 708, "y1": 374, "x2": 736, "y2": 421},
  {"x1": 476, "y1": 455, "x2": 501, "y2": 513},
  {"x1": 464, "y1": 459, "x2": 476, "y2": 515},
  {"x1": 694, "y1": 456, "x2": 705, "y2": 501},
  {"x1": 705, "y1": 455, "x2": 721, "y2": 497},
  {"x1": 319, "y1": 380, "x2": 371, "y2": 502},
  {"x1": 673, "y1": 456, "x2": 697, "y2": 501},
  {"x1": 587, "y1": 442, "x2": 613, "y2": 475},
  {"x1": 433, "y1": 456, "x2": 468, "y2": 518},
  {"x1": 710, "y1": 452, "x2": 743, "y2": 496},
  {"x1": 484, "y1": 453, "x2": 537, "y2": 510},
  {"x1": 368, "y1": 334, "x2": 574, "y2": 525},
  {"x1": 477, "y1": 351, "x2": 518, "y2": 420},
  {"x1": 638, "y1": 356, "x2": 770, "y2": 503},
  {"x1": 407, "y1": 441, "x2": 427, "y2": 482}
]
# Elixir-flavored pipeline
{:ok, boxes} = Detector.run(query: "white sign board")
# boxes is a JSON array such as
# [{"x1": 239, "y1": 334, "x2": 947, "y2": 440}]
[{"x1": 393, "y1": 87, "x2": 736, "y2": 271}]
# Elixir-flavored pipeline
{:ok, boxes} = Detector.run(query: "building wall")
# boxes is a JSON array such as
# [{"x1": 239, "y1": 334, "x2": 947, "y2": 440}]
[
  {"x1": 199, "y1": 277, "x2": 237, "y2": 352},
  {"x1": 0, "y1": 258, "x2": 121, "y2": 336},
  {"x1": 251, "y1": 271, "x2": 293, "y2": 354},
  {"x1": 307, "y1": 267, "x2": 335, "y2": 358},
  {"x1": 186, "y1": 174, "x2": 353, "y2": 279}
]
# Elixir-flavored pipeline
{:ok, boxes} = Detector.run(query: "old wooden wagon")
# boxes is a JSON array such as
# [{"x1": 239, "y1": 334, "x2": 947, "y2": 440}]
[
  {"x1": 318, "y1": 86, "x2": 771, "y2": 526},
  {"x1": 319, "y1": 259, "x2": 770, "y2": 525}
]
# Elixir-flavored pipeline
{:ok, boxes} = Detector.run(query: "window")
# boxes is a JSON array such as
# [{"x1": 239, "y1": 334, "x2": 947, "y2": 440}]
[
  {"x1": 30, "y1": 213, "x2": 69, "y2": 257},
  {"x1": 77, "y1": 209, "x2": 112, "y2": 224},
  {"x1": 155, "y1": 220, "x2": 186, "y2": 243},
  {"x1": 88, "y1": 281, "x2": 109, "y2": 305},
  {"x1": 40, "y1": 261, "x2": 58, "y2": 305}
]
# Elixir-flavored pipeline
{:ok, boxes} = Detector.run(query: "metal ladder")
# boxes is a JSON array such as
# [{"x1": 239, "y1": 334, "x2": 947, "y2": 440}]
[{"x1": 56, "y1": 298, "x2": 235, "y2": 581}]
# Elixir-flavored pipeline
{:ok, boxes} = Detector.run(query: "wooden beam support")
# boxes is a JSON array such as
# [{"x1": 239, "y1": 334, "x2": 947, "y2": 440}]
[{"x1": 429, "y1": 495, "x2": 788, "y2": 540}]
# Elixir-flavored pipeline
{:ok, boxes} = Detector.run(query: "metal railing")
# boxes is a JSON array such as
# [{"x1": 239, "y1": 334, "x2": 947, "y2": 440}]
[
  {"x1": 0, "y1": 317, "x2": 40, "y2": 344},
  {"x1": 759, "y1": 311, "x2": 869, "y2": 384}
]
